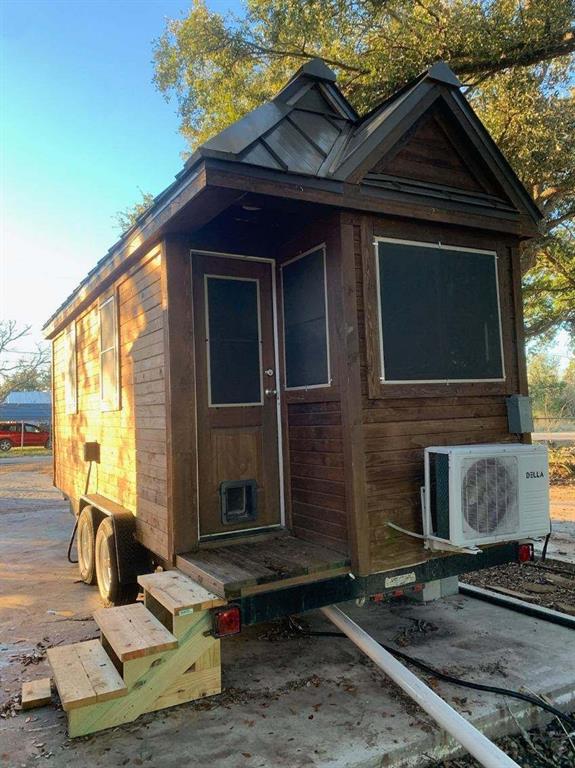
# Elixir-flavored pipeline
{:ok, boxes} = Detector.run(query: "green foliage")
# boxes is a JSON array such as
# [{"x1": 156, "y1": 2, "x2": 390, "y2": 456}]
[
  {"x1": 113, "y1": 190, "x2": 155, "y2": 234},
  {"x1": 153, "y1": 0, "x2": 575, "y2": 342},
  {"x1": 528, "y1": 352, "x2": 575, "y2": 417}
]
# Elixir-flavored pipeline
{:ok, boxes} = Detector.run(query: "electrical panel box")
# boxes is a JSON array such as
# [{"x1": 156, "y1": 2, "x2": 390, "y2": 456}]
[{"x1": 506, "y1": 395, "x2": 533, "y2": 434}]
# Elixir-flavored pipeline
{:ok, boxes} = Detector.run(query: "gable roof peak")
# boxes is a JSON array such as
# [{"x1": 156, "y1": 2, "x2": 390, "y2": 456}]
[
  {"x1": 425, "y1": 61, "x2": 462, "y2": 89},
  {"x1": 293, "y1": 57, "x2": 337, "y2": 83}
]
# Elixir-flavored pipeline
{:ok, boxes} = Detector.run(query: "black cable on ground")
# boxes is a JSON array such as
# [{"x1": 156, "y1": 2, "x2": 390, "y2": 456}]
[
  {"x1": 67, "y1": 460, "x2": 93, "y2": 564},
  {"x1": 67, "y1": 516, "x2": 78, "y2": 564},
  {"x1": 541, "y1": 529, "x2": 551, "y2": 561},
  {"x1": 289, "y1": 619, "x2": 575, "y2": 730}
]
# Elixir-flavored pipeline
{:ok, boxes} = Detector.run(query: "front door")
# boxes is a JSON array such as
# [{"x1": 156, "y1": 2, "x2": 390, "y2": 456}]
[{"x1": 192, "y1": 253, "x2": 281, "y2": 537}]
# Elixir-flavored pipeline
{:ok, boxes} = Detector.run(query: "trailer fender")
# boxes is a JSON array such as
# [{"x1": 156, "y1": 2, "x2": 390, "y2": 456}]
[{"x1": 109, "y1": 512, "x2": 147, "y2": 585}]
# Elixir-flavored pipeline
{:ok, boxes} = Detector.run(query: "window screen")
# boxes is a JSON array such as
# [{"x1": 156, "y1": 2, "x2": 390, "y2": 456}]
[
  {"x1": 64, "y1": 322, "x2": 77, "y2": 414},
  {"x1": 206, "y1": 277, "x2": 262, "y2": 406},
  {"x1": 282, "y1": 247, "x2": 329, "y2": 389},
  {"x1": 100, "y1": 296, "x2": 120, "y2": 411},
  {"x1": 377, "y1": 240, "x2": 504, "y2": 382}
]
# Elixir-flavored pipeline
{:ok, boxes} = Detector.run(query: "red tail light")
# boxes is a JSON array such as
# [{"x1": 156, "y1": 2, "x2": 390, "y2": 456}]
[
  {"x1": 518, "y1": 543, "x2": 534, "y2": 563},
  {"x1": 212, "y1": 606, "x2": 241, "y2": 638}
]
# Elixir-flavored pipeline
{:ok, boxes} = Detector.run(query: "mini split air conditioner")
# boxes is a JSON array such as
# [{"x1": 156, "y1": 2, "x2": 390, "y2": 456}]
[{"x1": 422, "y1": 444, "x2": 549, "y2": 551}]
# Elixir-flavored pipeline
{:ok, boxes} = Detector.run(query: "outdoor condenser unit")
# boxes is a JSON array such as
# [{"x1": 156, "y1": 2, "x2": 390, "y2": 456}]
[{"x1": 422, "y1": 444, "x2": 549, "y2": 551}]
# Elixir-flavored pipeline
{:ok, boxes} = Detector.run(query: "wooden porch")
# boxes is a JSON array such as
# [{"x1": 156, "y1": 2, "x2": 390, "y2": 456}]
[{"x1": 176, "y1": 533, "x2": 351, "y2": 599}]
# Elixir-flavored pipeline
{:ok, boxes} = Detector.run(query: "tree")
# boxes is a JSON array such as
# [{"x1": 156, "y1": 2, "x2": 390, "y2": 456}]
[
  {"x1": 113, "y1": 189, "x2": 155, "y2": 234},
  {"x1": 153, "y1": 0, "x2": 575, "y2": 342},
  {"x1": 0, "y1": 320, "x2": 51, "y2": 402}
]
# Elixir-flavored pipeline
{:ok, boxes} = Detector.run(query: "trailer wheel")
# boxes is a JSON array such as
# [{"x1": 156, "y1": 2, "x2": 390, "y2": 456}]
[
  {"x1": 95, "y1": 516, "x2": 139, "y2": 606},
  {"x1": 77, "y1": 505, "x2": 103, "y2": 584}
]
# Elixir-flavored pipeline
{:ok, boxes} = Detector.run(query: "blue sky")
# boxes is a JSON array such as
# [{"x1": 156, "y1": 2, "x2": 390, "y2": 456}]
[{"x1": 0, "y1": 0, "x2": 239, "y2": 353}]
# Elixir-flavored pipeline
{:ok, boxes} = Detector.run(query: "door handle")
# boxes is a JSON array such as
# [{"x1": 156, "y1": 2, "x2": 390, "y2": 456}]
[{"x1": 265, "y1": 388, "x2": 278, "y2": 398}]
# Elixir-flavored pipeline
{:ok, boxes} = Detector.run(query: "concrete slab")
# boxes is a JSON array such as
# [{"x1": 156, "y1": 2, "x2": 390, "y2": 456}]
[{"x1": 1, "y1": 460, "x2": 574, "y2": 768}]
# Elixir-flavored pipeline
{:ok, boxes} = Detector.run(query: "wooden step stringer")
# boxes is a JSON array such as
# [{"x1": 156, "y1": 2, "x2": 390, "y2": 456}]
[
  {"x1": 68, "y1": 609, "x2": 218, "y2": 737},
  {"x1": 48, "y1": 573, "x2": 226, "y2": 738}
]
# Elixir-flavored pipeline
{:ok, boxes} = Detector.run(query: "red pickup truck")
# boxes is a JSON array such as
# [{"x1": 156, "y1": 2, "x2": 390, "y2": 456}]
[{"x1": 0, "y1": 422, "x2": 51, "y2": 451}]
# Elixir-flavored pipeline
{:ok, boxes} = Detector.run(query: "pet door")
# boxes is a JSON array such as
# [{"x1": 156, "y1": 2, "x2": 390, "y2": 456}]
[{"x1": 220, "y1": 480, "x2": 257, "y2": 525}]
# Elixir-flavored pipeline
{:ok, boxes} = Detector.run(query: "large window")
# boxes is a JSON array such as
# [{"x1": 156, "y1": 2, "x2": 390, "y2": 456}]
[
  {"x1": 63, "y1": 322, "x2": 77, "y2": 414},
  {"x1": 281, "y1": 246, "x2": 330, "y2": 390},
  {"x1": 376, "y1": 239, "x2": 504, "y2": 383},
  {"x1": 99, "y1": 295, "x2": 120, "y2": 411}
]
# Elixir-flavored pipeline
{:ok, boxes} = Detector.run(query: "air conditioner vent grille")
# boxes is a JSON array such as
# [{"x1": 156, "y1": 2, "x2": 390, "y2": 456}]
[{"x1": 461, "y1": 456, "x2": 519, "y2": 539}]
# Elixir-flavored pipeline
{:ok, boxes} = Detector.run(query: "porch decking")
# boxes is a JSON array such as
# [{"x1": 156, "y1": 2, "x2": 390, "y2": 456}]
[{"x1": 176, "y1": 534, "x2": 351, "y2": 598}]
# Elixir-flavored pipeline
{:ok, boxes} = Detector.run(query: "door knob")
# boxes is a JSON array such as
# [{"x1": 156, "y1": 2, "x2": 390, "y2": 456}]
[{"x1": 265, "y1": 388, "x2": 277, "y2": 398}]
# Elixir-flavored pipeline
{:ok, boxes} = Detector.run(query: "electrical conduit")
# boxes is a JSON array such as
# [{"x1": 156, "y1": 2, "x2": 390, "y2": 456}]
[{"x1": 320, "y1": 605, "x2": 520, "y2": 768}]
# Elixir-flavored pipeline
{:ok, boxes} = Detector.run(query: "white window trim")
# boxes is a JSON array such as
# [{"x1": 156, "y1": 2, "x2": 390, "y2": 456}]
[
  {"x1": 64, "y1": 322, "x2": 77, "y2": 415},
  {"x1": 99, "y1": 294, "x2": 121, "y2": 411},
  {"x1": 204, "y1": 274, "x2": 264, "y2": 408},
  {"x1": 374, "y1": 236, "x2": 506, "y2": 385},
  {"x1": 280, "y1": 243, "x2": 332, "y2": 391}
]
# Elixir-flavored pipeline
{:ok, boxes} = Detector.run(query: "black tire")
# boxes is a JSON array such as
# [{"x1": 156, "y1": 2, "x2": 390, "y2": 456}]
[
  {"x1": 0, "y1": 438, "x2": 12, "y2": 452},
  {"x1": 77, "y1": 505, "x2": 103, "y2": 585},
  {"x1": 95, "y1": 516, "x2": 139, "y2": 606}
]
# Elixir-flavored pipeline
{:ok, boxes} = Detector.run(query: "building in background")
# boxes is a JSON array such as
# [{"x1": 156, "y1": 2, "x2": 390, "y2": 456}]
[{"x1": 0, "y1": 391, "x2": 51, "y2": 425}]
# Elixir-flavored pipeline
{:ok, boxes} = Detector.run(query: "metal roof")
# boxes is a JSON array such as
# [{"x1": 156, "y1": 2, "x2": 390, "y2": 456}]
[
  {"x1": 43, "y1": 59, "x2": 541, "y2": 335},
  {"x1": 5, "y1": 390, "x2": 51, "y2": 404},
  {"x1": 0, "y1": 404, "x2": 51, "y2": 424}
]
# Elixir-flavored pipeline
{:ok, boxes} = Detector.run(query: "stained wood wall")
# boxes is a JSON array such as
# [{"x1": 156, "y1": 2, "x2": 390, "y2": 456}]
[
  {"x1": 278, "y1": 216, "x2": 350, "y2": 556},
  {"x1": 350, "y1": 215, "x2": 525, "y2": 574},
  {"x1": 52, "y1": 248, "x2": 170, "y2": 559}
]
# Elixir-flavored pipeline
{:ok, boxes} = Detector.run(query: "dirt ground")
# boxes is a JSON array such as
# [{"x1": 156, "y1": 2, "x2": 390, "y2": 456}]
[
  {"x1": 549, "y1": 482, "x2": 575, "y2": 521},
  {"x1": 1, "y1": 459, "x2": 574, "y2": 768}
]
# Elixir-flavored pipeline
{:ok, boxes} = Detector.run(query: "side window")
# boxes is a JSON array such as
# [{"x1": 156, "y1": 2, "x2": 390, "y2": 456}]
[
  {"x1": 281, "y1": 246, "x2": 330, "y2": 390},
  {"x1": 64, "y1": 322, "x2": 77, "y2": 414},
  {"x1": 99, "y1": 294, "x2": 120, "y2": 411},
  {"x1": 24, "y1": 424, "x2": 40, "y2": 433}
]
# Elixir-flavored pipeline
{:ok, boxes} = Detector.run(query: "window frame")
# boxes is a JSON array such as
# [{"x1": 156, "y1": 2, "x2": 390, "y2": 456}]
[
  {"x1": 374, "y1": 236, "x2": 506, "y2": 387},
  {"x1": 63, "y1": 321, "x2": 77, "y2": 415},
  {"x1": 280, "y1": 243, "x2": 332, "y2": 392},
  {"x1": 99, "y1": 293, "x2": 121, "y2": 412},
  {"x1": 204, "y1": 274, "x2": 264, "y2": 408}
]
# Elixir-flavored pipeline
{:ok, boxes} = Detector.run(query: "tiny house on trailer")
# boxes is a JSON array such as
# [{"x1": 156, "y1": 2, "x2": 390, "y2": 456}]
[{"x1": 44, "y1": 60, "x2": 551, "y2": 732}]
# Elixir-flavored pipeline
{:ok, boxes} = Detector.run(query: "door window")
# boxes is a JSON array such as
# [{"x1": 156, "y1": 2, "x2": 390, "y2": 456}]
[{"x1": 205, "y1": 276, "x2": 263, "y2": 406}]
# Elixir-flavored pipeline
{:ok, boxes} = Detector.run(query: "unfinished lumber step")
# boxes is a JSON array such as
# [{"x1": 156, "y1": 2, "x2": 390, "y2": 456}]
[
  {"x1": 138, "y1": 570, "x2": 226, "y2": 616},
  {"x1": 21, "y1": 678, "x2": 52, "y2": 710},
  {"x1": 93, "y1": 602, "x2": 178, "y2": 662},
  {"x1": 47, "y1": 640, "x2": 127, "y2": 711}
]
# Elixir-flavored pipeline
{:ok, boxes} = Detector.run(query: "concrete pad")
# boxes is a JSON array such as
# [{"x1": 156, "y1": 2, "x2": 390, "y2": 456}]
[{"x1": 3, "y1": 596, "x2": 575, "y2": 767}]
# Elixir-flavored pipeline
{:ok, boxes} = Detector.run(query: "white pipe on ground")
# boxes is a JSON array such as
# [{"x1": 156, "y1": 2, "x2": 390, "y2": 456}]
[{"x1": 320, "y1": 605, "x2": 519, "y2": 768}]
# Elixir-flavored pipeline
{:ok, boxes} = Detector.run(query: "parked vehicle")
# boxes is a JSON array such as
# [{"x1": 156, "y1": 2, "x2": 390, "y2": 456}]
[{"x1": 0, "y1": 422, "x2": 51, "y2": 451}]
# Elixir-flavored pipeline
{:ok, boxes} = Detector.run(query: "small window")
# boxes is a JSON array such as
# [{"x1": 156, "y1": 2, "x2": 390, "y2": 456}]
[
  {"x1": 281, "y1": 246, "x2": 330, "y2": 389},
  {"x1": 99, "y1": 295, "x2": 120, "y2": 411},
  {"x1": 64, "y1": 322, "x2": 77, "y2": 414},
  {"x1": 376, "y1": 239, "x2": 505, "y2": 383},
  {"x1": 24, "y1": 424, "x2": 41, "y2": 433}
]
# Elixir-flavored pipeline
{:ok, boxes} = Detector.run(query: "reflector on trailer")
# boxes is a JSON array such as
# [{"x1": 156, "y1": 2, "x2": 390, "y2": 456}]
[
  {"x1": 212, "y1": 606, "x2": 241, "y2": 637},
  {"x1": 518, "y1": 543, "x2": 534, "y2": 563}
]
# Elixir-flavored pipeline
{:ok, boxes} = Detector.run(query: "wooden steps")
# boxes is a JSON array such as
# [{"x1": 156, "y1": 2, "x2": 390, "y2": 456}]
[
  {"x1": 48, "y1": 570, "x2": 225, "y2": 737},
  {"x1": 47, "y1": 640, "x2": 127, "y2": 711},
  {"x1": 138, "y1": 570, "x2": 225, "y2": 616},
  {"x1": 94, "y1": 602, "x2": 178, "y2": 661}
]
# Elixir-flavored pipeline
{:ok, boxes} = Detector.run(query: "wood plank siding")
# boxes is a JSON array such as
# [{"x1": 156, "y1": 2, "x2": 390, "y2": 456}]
[
  {"x1": 350, "y1": 215, "x2": 525, "y2": 574},
  {"x1": 287, "y1": 401, "x2": 348, "y2": 553},
  {"x1": 52, "y1": 248, "x2": 170, "y2": 559}
]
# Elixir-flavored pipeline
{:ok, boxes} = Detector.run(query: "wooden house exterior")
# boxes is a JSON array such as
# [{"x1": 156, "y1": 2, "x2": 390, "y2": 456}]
[{"x1": 45, "y1": 60, "x2": 543, "y2": 608}]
